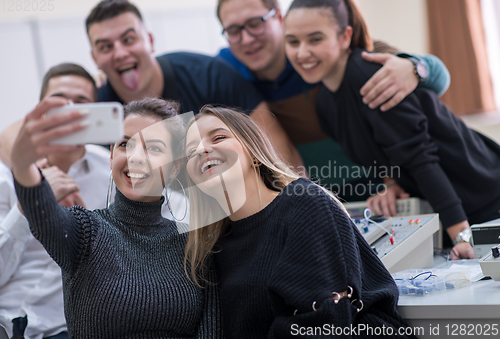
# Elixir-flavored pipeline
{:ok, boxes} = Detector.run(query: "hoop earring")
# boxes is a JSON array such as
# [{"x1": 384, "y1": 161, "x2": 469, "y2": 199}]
[
  {"x1": 106, "y1": 172, "x2": 114, "y2": 208},
  {"x1": 166, "y1": 178, "x2": 188, "y2": 221}
]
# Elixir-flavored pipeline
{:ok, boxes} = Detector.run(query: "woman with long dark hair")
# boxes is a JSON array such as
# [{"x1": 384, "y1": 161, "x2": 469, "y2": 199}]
[
  {"x1": 284, "y1": 0, "x2": 500, "y2": 259},
  {"x1": 11, "y1": 97, "x2": 220, "y2": 338}
]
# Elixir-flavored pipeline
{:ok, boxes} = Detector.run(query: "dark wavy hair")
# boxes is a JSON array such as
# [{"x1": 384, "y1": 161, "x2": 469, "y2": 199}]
[
  {"x1": 86, "y1": 0, "x2": 143, "y2": 33},
  {"x1": 40, "y1": 63, "x2": 97, "y2": 101},
  {"x1": 123, "y1": 98, "x2": 184, "y2": 160}
]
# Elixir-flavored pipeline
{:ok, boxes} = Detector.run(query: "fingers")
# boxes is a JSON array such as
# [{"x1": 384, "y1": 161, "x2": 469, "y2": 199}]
[
  {"x1": 58, "y1": 196, "x2": 75, "y2": 208},
  {"x1": 10, "y1": 100, "x2": 86, "y2": 176},
  {"x1": 456, "y1": 242, "x2": 475, "y2": 259},
  {"x1": 367, "y1": 188, "x2": 400, "y2": 217},
  {"x1": 54, "y1": 186, "x2": 80, "y2": 202},
  {"x1": 361, "y1": 54, "x2": 419, "y2": 111},
  {"x1": 42, "y1": 166, "x2": 80, "y2": 201},
  {"x1": 31, "y1": 118, "x2": 88, "y2": 145},
  {"x1": 23, "y1": 96, "x2": 87, "y2": 143},
  {"x1": 360, "y1": 52, "x2": 393, "y2": 98},
  {"x1": 467, "y1": 246, "x2": 475, "y2": 259},
  {"x1": 40, "y1": 165, "x2": 58, "y2": 177},
  {"x1": 361, "y1": 51, "x2": 391, "y2": 65},
  {"x1": 386, "y1": 191, "x2": 397, "y2": 217},
  {"x1": 360, "y1": 67, "x2": 387, "y2": 97},
  {"x1": 15, "y1": 107, "x2": 86, "y2": 164},
  {"x1": 367, "y1": 196, "x2": 383, "y2": 216},
  {"x1": 378, "y1": 192, "x2": 396, "y2": 217},
  {"x1": 451, "y1": 242, "x2": 475, "y2": 260},
  {"x1": 366, "y1": 197, "x2": 375, "y2": 214},
  {"x1": 59, "y1": 192, "x2": 86, "y2": 208},
  {"x1": 36, "y1": 158, "x2": 49, "y2": 169},
  {"x1": 94, "y1": 71, "x2": 108, "y2": 88},
  {"x1": 59, "y1": 194, "x2": 78, "y2": 208},
  {"x1": 28, "y1": 109, "x2": 87, "y2": 138},
  {"x1": 380, "y1": 91, "x2": 406, "y2": 112},
  {"x1": 379, "y1": 198, "x2": 390, "y2": 216},
  {"x1": 367, "y1": 84, "x2": 399, "y2": 110},
  {"x1": 398, "y1": 192, "x2": 410, "y2": 199},
  {"x1": 26, "y1": 97, "x2": 68, "y2": 121},
  {"x1": 72, "y1": 192, "x2": 86, "y2": 208}
]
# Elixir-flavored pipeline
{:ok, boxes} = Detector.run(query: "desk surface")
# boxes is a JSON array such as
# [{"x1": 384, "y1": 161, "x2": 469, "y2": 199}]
[
  {"x1": 398, "y1": 278, "x2": 500, "y2": 320},
  {"x1": 397, "y1": 256, "x2": 500, "y2": 320}
]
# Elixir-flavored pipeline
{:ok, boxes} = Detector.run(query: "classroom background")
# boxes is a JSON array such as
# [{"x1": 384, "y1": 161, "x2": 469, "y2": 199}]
[{"x1": 0, "y1": 0, "x2": 499, "y2": 136}]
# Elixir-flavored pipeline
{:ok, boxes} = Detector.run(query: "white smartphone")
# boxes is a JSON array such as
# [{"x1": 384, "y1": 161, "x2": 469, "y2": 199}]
[{"x1": 46, "y1": 102, "x2": 124, "y2": 145}]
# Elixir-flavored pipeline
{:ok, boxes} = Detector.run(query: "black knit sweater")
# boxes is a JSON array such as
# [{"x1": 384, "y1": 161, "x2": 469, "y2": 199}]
[
  {"x1": 316, "y1": 48, "x2": 500, "y2": 232},
  {"x1": 214, "y1": 178, "x2": 413, "y2": 338},
  {"x1": 15, "y1": 177, "x2": 221, "y2": 339}
]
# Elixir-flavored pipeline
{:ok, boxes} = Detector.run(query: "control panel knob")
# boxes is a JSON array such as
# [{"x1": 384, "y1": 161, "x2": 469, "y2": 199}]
[{"x1": 492, "y1": 246, "x2": 500, "y2": 258}]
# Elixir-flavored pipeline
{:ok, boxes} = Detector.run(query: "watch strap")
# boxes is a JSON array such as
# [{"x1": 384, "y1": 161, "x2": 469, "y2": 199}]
[
  {"x1": 452, "y1": 228, "x2": 472, "y2": 246},
  {"x1": 398, "y1": 53, "x2": 428, "y2": 83}
]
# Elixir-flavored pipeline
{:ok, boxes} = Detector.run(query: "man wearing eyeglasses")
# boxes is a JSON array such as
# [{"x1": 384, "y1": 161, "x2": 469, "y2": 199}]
[{"x1": 216, "y1": 0, "x2": 451, "y2": 207}]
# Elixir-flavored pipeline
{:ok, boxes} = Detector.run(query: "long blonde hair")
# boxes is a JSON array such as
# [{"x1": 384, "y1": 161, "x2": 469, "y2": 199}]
[{"x1": 184, "y1": 105, "x2": 345, "y2": 286}]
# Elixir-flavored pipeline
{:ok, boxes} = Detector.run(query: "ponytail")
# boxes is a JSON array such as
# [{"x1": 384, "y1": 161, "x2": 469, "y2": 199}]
[
  {"x1": 345, "y1": 0, "x2": 373, "y2": 51},
  {"x1": 287, "y1": 0, "x2": 373, "y2": 51}
]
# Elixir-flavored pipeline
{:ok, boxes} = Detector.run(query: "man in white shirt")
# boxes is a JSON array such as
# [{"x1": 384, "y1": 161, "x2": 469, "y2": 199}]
[{"x1": 0, "y1": 63, "x2": 111, "y2": 339}]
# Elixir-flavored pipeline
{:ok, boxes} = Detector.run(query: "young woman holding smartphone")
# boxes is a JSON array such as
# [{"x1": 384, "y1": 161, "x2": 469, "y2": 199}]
[{"x1": 11, "y1": 97, "x2": 220, "y2": 338}]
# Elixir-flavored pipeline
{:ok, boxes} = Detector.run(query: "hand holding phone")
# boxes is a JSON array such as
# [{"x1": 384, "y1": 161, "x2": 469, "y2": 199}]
[
  {"x1": 46, "y1": 102, "x2": 124, "y2": 145},
  {"x1": 11, "y1": 97, "x2": 84, "y2": 187}
]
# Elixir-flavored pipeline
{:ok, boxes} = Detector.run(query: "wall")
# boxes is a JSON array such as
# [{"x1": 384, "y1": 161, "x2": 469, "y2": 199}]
[
  {"x1": 357, "y1": 0, "x2": 429, "y2": 55},
  {"x1": 481, "y1": 0, "x2": 500, "y2": 110},
  {"x1": 0, "y1": 0, "x2": 429, "y2": 133},
  {"x1": 0, "y1": 0, "x2": 223, "y2": 133}
]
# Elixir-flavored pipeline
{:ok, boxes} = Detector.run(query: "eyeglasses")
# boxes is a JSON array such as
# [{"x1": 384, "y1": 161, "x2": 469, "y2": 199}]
[{"x1": 222, "y1": 8, "x2": 277, "y2": 44}]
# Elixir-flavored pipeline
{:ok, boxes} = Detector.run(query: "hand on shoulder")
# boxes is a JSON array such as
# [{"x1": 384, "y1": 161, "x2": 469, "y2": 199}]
[{"x1": 360, "y1": 52, "x2": 418, "y2": 112}]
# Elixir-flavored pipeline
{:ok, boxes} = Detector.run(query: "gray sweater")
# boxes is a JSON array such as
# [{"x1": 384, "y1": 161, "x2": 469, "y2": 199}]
[{"x1": 15, "y1": 176, "x2": 221, "y2": 339}]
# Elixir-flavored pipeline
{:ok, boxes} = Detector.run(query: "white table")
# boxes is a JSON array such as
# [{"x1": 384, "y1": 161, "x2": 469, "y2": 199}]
[{"x1": 397, "y1": 259, "x2": 500, "y2": 338}]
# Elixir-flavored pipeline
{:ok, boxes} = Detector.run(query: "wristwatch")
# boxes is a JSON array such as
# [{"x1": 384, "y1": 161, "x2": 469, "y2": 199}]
[
  {"x1": 407, "y1": 57, "x2": 429, "y2": 83},
  {"x1": 452, "y1": 228, "x2": 472, "y2": 246},
  {"x1": 398, "y1": 53, "x2": 429, "y2": 83}
]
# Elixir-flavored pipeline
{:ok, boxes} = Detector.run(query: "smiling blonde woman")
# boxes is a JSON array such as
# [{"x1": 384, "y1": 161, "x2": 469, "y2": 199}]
[{"x1": 184, "y1": 105, "x2": 413, "y2": 339}]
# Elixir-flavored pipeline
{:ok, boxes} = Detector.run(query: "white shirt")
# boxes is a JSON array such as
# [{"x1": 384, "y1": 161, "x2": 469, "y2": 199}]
[{"x1": 0, "y1": 145, "x2": 111, "y2": 339}]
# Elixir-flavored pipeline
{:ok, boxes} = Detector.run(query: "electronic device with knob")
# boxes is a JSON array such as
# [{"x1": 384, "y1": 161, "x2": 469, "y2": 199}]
[{"x1": 479, "y1": 240, "x2": 500, "y2": 281}]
